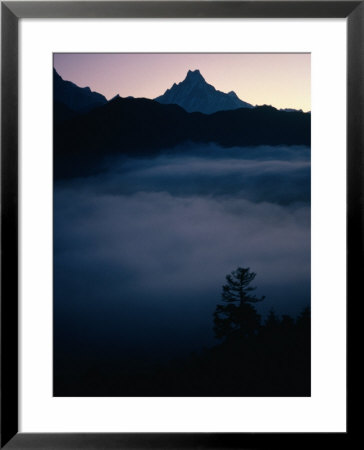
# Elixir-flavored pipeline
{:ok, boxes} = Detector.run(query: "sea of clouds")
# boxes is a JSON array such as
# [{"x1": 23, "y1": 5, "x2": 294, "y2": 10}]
[{"x1": 54, "y1": 144, "x2": 310, "y2": 362}]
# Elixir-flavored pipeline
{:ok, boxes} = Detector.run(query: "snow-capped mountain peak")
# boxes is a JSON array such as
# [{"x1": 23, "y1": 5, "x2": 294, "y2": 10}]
[{"x1": 155, "y1": 69, "x2": 253, "y2": 114}]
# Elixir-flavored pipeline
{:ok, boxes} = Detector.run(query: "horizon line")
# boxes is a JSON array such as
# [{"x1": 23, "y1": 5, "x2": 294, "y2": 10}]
[{"x1": 54, "y1": 66, "x2": 311, "y2": 113}]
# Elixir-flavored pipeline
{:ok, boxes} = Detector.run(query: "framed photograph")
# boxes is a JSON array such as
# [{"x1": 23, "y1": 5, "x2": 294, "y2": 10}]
[{"x1": 1, "y1": 1, "x2": 357, "y2": 448}]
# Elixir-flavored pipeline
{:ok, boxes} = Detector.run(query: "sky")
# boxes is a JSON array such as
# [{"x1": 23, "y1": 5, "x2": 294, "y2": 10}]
[{"x1": 54, "y1": 53, "x2": 311, "y2": 112}]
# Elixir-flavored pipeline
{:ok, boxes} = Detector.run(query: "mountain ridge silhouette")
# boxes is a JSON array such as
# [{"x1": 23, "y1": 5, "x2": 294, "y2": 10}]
[
  {"x1": 54, "y1": 68, "x2": 107, "y2": 114},
  {"x1": 54, "y1": 95, "x2": 310, "y2": 179}
]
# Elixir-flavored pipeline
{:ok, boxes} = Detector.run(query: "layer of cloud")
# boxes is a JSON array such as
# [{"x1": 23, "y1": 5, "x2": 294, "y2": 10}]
[
  {"x1": 64, "y1": 144, "x2": 310, "y2": 205},
  {"x1": 54, "y1": 144, "x2": 310, "y2": 362}
]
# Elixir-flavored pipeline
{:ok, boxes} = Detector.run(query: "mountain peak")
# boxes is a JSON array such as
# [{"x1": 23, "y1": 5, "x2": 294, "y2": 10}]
[
  {"x1": 185, "y1": 69, "x2": 205, "y2": 83},
  {"x1": 155, "y1": 69, "x2": 253, "y2": 114},
  {"x1": 228, "y1": 91, "x2": 238, "y2": 99},
  {"x1": 53, "y1": 67, "x2": 107, "y2": 113},
  {"x1": 109, "y1": 94, "x2": 121, "y2": 102}
]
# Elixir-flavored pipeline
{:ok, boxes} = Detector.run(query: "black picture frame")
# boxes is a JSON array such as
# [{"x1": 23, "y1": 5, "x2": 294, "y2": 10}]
[{"x1": 1, "y1": 1, "x2": 358, "y2": 448}]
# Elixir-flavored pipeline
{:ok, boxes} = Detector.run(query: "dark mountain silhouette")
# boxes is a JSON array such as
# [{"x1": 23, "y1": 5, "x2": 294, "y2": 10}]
[
  {"x1": 54, "y1": 96, "x2": 311, "y2": 179},
  {"x1": 54, "y1": 68, "x2": 107, "y2": 114},
  {"x1": 280, "y1": 107, "x2": 304, "y2": 113},
  {"x1": 155, "y1": 69, "x2": 253, "y2": 114},
  {"x1": 53, "y1": 100, "x2": 79, "y2": 125}
]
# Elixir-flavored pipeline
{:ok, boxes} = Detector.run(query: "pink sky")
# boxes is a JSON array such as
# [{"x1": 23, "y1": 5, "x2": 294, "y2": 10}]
[{"x1": 54, "y1": 53, "x2": 311, "y2": 111}]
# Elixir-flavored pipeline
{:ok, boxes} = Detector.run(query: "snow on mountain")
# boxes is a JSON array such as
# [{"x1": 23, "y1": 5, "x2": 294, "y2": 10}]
[{"x1": 155, "y1": 69, "x2": 253, "y2": 114}]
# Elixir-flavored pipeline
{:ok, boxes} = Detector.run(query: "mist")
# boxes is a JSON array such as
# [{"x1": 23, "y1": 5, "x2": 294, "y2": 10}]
[{"x1": 54, "y1": 144, "x2": 310, "y2": 364}]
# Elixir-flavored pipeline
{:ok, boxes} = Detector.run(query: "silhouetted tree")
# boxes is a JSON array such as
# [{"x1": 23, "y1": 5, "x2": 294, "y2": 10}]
[
  {"x1": 280, "y1": 314, "x2": 295, "y2": 333},
  {"x1": 265, "y1": 308, "x2": 280, "y2": 328},
  {"x1": 296, "y1": 306, "x2": 311, "y2": 330},
  {"x1": 263, "y1": 308, "x2": 281, "y2": 338},
  {"x1": 213, "y1": 267, "x2": 265, "y2": 340},
  {"x1": 295, "y1": 306, "x2": 311, "y2": 350}
]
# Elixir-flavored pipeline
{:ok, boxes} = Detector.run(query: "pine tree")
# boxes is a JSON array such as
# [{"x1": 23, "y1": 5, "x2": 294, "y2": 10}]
[
  {"x1": 265, "y1": 308, "x2": 281, "y2": 331},
  {"x1": 213, "y1": 267, "x2": 265, "y2": 340}
]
